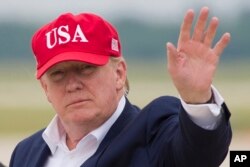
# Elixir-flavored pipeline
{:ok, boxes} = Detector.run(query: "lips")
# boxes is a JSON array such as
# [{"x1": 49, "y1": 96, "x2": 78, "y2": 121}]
[{"x1": 66, "y1": 99, "x2": 90, "y2": 107}]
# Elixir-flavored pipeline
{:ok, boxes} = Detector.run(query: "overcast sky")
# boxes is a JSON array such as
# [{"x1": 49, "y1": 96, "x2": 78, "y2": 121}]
[{"x1": 1, "y1": 0, "x2": 249, "y2": 25}]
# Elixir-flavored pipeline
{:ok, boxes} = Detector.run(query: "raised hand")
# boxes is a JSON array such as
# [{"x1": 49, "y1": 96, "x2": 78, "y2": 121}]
[{"x1": 167, "y1": 7, "x2": 231, "y2": 104}]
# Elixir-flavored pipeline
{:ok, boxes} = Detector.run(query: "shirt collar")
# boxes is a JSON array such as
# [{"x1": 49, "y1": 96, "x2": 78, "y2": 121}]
[
  {"x1": 90, "y1": 95, "x2": 126, "y2": 144},
  {"x1": 42, "y1": 95, "x2": 126, "y2": 155}
]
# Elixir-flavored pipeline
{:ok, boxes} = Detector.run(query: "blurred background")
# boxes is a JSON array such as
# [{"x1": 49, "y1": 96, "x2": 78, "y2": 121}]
[{"x1": 0, "y1": 0, "x2": 249, "y2": 166}]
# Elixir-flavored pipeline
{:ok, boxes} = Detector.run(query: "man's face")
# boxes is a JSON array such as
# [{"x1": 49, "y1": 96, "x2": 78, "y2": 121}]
[{"x1": 40, "y1": 59, "x2": 126, "y2": 128}]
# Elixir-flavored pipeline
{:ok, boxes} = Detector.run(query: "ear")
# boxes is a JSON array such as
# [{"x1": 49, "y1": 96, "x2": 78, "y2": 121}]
[
  {"x1": 115, "y1": 60, "x2": 127, "y2": 91},
  {"x1": 39, "y1": 78, "x2": 52, "y2": 103}
]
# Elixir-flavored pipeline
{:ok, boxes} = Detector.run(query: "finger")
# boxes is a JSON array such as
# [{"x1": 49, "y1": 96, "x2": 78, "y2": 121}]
[
  {"x1": 201, "y1": 31, "x2": 207, "y2": 42},
  {"x1": 192, "y1": 7, "x2": 209, "y2": 41},
  {"x1": 166, "y1": 42, "x2": 178, "y2": 67},
  {"x1": 178, "y1": 9, "x2": 195, "y2": 48},
  {"x1": 213, "y1": 33, "x2": 231, "y2": 57},
  {"x1": 204, "y1": 17, "x2": 219, "y2": 47}
]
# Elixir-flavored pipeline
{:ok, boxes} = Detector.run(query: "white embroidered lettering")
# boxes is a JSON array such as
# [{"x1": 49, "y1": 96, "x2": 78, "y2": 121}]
[
  {"x1": 45, "y1": 28, "x2": 57, "y2": 49},
  {"x1": 58, "y1": 25, "x2": 70, "y2": 44},
  {"x1": 72, "y1": 25, "x2": 88, "y2": 42},
  {"x1": 45, "y1": 24, "x2": 88, "y2": 49}
]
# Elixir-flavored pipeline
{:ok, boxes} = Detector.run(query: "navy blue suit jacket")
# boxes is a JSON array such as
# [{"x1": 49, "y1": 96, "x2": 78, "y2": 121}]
[{"x1": 10, "y1": 96, "x2": 232, "y2": 167}]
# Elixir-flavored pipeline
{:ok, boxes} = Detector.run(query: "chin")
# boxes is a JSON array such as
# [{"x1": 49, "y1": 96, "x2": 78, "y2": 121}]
[{"x1": 67, "y1": 109, "x2": 99, "y2": 123}]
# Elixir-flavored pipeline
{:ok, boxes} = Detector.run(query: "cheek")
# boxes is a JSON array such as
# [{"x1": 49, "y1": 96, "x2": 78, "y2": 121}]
[
  {"x1": 47, "y1": 86, "x2": 65, "y2": 107},
  {"x1": 98, "y1": 75, "x2": 117, "y2": 93},
  {"x1": 89, "y1": 74, "x2": 116, "y2": 100}
]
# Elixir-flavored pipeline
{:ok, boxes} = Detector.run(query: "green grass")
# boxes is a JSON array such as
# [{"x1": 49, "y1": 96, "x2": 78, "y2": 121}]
[
  {"x1": 230, "y1": 107, "x2": 250, "y2": 131},
  {"x1": 0, "y1": 107, "x2": 55, "y2": 134}
]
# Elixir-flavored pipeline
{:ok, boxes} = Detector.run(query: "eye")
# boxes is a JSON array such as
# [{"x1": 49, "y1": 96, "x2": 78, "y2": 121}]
[
  {"x1": 49, "y1": 69, "x2": 65, "y2": 81},
  {"x1": 79, "y1": 64, "x2": 96, "y2": 75}
]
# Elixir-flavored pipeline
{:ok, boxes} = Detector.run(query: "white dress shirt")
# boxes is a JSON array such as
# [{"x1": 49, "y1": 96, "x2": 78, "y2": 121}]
[
  {"x1": 42, "y1": 86, "x2": 224, "y2": 167},
  {"x1": 181, "y1": 85, "x2": 223, "y2": 129},
  {"x1": 42, "y1": 96, "x2": 126, "y2": 167}
]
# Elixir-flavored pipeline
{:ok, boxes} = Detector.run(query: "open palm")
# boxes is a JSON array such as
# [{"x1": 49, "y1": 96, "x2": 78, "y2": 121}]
[{"x1": 167, "y1": 7, "x2": 231, "y2": 104}]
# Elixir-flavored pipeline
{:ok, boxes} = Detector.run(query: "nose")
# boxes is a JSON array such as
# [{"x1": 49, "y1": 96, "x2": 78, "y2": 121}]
[{"x1": 65, "y1": 72, "x2": 83, "y2": 93}]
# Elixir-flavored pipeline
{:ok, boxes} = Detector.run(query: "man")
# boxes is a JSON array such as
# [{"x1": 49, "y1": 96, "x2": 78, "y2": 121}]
[{"x1": 10, "y1": 7, "x2": 232, "y2": 167}]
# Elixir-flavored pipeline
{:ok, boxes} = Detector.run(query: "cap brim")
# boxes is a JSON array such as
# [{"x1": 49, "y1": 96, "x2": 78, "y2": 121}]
[{"x1": 36, "y1": 52, "x2": 110, "y2": 79}]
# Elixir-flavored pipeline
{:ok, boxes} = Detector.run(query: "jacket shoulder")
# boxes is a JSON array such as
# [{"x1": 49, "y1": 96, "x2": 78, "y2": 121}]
[
  {"x1": 10, "y1": 129, "x2": 47, "y2": 167},
  {"x1": 143, "y1": 96, "x2": 181, "y2": 113},
  {"x1": 17, "y1": 129, "x2": 45, "y2": 147}
]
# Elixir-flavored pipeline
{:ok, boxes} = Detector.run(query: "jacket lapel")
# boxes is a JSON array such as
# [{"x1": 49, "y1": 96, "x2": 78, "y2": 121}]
[{"x1": 29, "y1": 139, "x2": 51, "y2": 167}]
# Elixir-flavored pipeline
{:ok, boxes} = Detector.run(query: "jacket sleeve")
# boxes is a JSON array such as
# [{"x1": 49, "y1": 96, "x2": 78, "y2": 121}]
[{"x1": 144, "y1": 96, "x2": 232, "y2": 167}]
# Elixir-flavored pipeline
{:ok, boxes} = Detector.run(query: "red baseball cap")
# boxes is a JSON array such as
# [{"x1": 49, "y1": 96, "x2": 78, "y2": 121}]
[{"x1": 31, "y1": 12, "x2": 121, "y2": 79}]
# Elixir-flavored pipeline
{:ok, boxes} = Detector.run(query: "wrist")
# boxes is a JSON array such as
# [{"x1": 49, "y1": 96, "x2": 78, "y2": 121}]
[{"x1": 181, "y1": 89, "x2": 213, "y2": 104}]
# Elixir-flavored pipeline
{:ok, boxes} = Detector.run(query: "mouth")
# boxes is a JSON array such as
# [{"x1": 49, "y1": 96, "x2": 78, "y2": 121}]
[{"x1": 66, "y1": 99, "x2": 91, "y2": 107}]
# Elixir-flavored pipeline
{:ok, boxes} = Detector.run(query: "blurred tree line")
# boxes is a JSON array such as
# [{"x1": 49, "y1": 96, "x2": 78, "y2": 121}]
[{"x1": 0, "y1": 11, "x2": 249, "y2": 62}]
